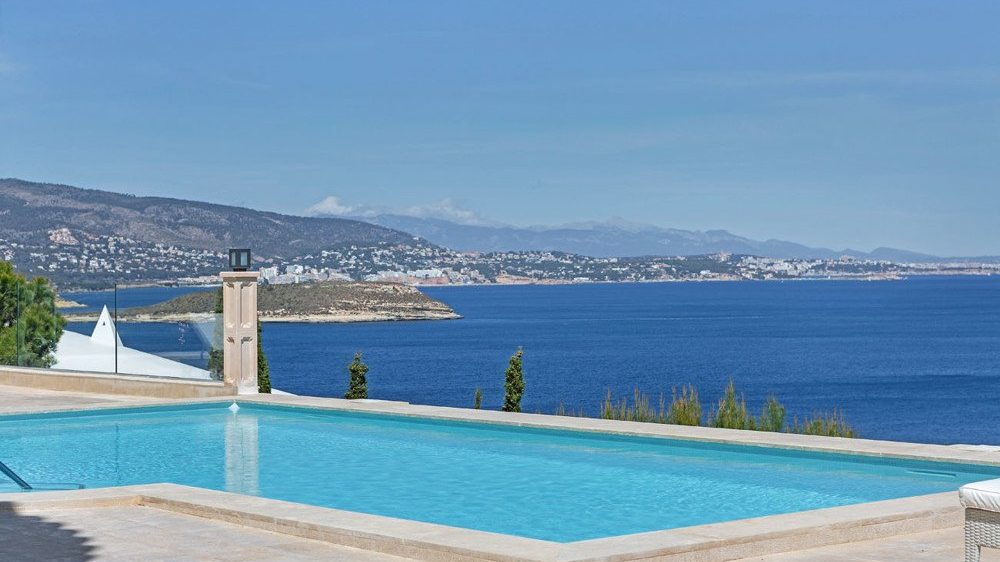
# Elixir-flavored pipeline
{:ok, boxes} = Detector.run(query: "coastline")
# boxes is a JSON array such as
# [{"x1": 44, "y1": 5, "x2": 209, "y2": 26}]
[
  {"x1": 63, "y1": 310, "x2": 462, "y2": 324},
  {"x1": 415, "y1": 271, "x2": 997, "y2": 289},
  {"x1": 56, "y1": 269, "x2": 996, "y2": 294}
]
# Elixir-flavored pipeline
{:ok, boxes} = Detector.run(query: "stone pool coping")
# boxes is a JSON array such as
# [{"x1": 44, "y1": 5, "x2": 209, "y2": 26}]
[
  {"x1": 0, "y1": 484, "x2": 962, "y2": 562},
  {"x1": 8, "y1": 391, "x2": 1000, "y2": 467},
  {"x1": 2, "y1": 391, "x2": 996, "y2": 561},
  {"x1": 0, "y1": 365, "x2": 234, "y2": 399},
  {"x1": 241, "y1": 393, "x2": 1000, "y2": 468}
]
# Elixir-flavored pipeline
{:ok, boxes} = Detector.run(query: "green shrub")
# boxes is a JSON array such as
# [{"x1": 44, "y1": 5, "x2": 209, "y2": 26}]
[
  {"x1": 757, "y1": 395, "x2": 786, "y2": 432},
  {"x1": 666, "y1": 385, "x2": 702, "y2": 426},
  {"x1": 792, "y1": 411, "x2": 856, "y2": 438},
  {"x1": 344, "y1": 352, "x2": 368, "y2": 399},
  {"x1": 709, "y1": 380, "x2": 755, "y2": 430},
  {"x1": 473, "y1": 387, "x2": 482, "y2": 409},
  {"x1": 502, "y1": 348, "x2": 525, "y2": 412}
]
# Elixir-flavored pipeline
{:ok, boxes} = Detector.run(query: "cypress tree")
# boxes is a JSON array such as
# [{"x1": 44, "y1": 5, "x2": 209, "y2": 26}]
[
  {"x1": 502, "y1": 348, "x2": 524, "y2": 412},
  {"x1": 344, "y1": 352, "x2": 368, "y2": 399},
  {"x1": 257, "y1": 320, "x2": 271, "y2": 393}
]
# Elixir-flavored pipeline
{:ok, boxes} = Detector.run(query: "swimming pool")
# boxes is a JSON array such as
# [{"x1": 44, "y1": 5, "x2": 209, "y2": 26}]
[{"x1": 0, "y1": 403, "x2": 996, "y2": 542}]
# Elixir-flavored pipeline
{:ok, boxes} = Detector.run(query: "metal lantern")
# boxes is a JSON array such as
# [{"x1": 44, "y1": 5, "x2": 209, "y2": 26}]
[{"x1": 228, "y1": 248, "x2": 251, "y2": 272}]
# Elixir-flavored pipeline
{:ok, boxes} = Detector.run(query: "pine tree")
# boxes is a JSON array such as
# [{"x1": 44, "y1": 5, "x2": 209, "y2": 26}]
[
  {"x1": 502, "y1": 348, "x2": 524, "y2": 412},
  {"x1": 0, "y1": 262, "x2": 65, "y2": 367},
  {"x1": 344, "y1": 352, "x2": 369, "y2": 399}
]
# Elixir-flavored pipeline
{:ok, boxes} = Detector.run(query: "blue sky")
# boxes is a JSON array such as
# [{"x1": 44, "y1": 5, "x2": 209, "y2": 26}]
[{"x1": 1, "y1": 1, "x2": 998, "y2": 256}]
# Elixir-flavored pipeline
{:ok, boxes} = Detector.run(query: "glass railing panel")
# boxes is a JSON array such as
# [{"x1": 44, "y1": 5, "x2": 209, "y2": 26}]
[
  {"x1": 112, "y1": 312, "x2": 222, "y2": 380},
  {"x1": 8, "y1": 280, "x2": 224, "y2": 381},
  {"x1": 2, "y1": 265, "x2": 226, "y2": 382}
]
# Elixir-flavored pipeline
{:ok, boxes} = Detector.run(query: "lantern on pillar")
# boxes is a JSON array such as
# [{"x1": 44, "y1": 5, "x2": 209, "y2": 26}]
[{"x1": 228, "y1": 248, "x2": 251, "y2": 272}]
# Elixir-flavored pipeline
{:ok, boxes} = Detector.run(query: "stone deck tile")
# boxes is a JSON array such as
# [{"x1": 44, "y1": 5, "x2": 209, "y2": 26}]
[
  {"x1": 740, "y1": 526, "x2": 1000, "y2": 561},
  {"x1": 0, "y1": 506, "x2": 413, "y2": 561},
  {"x1": 0, "y1": 384, "x2": 154, "y2": 415}
]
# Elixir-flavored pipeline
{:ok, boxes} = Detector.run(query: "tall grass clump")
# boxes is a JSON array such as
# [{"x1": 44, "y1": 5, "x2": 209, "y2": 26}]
[
  {"x1": 554, "y1": 402, "x2": 586, "y2": 417},
  {"x1": 590, "y1": 380, "x2": 856, "y2": 438},
  {"x1": 757, "y1": 395, "x2": 786, "y2": 432},
  {"x1": 599, "y1": 389, "x2": 665, "y2": 423},
  {"x1": 665, "y1": 385, "x2": 702, "y2": 426},
  {"x1": 709, "y1": 380, "x2": 755, "y2": 430},
  {"x1": 793, "y1": 410, "x2": 856, "y2": 438}
]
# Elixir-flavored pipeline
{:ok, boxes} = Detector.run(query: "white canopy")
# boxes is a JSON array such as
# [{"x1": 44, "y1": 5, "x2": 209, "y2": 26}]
[{"x1": 52, "y1": 306, "x2": 213, "y2": 380}]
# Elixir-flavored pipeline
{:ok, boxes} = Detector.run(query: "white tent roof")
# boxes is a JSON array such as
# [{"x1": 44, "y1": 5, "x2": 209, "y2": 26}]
[
  {"x1": 90, "y1": 306, "x2": 123, "y2": 347},
  {"x1": 52, "y1": 306, "x2": 213, "y2": 380}
]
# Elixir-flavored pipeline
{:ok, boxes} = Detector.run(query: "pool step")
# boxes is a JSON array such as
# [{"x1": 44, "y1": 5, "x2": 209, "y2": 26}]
[{"x1": 0, "y1": 460, "x2": 32, "y2": 490}]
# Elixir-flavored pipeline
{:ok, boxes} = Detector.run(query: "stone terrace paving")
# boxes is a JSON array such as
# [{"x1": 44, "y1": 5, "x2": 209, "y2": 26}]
[
  {"x1": 0, "y1": 384, "x2": 997, "y2": 562},
  {"x1": 0, "y1": 505, "x2": 410, "y2": 562}
]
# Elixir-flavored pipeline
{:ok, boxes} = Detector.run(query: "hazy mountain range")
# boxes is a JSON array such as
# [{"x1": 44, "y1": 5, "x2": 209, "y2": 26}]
[
  {"x1": 0, "y1": 178, "x2": 421, "y2": 258},
  {"x1": 350, "y1": 213, "x2": 962, "y2": 263},
  {"x1": 0, "y1": 178, "x2": 992, "y2": 263}
]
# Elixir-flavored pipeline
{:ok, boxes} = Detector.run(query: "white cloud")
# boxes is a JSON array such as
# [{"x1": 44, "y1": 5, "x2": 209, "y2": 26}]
[
  {"x1": 400, "y1": 198, "x2": 491, "y2": 226},
  {"x1": 306, "y1": 196, "x2": 494, "y2": 226},
  {"x1": 306, "y1": 196, "x2": 365, "y2": 217}
]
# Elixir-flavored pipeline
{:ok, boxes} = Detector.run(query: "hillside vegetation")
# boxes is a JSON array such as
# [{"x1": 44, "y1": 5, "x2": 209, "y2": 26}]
[{"x1": 68, "y1": 281, "x2": 460, "y2": 323}]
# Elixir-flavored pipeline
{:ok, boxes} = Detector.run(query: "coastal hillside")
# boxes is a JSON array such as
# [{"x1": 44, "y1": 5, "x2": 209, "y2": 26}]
[
  {"x1": 357, "y1": 214, "x2": 949, "y2": 262},
  {"x1": 66, "y1": 281, "x2": 460, "y2": 323},
  {"x1": 4, "y1": 178, "x2": 995, "y2": 289},
  {"x1": 0, "y1": 178, "x2": 423, "y2": 257}
]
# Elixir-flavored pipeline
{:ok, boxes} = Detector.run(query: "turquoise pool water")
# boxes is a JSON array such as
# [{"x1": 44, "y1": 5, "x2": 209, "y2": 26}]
[{"x1": 1, "y1": 403, "x2": 997, "y2": 542}]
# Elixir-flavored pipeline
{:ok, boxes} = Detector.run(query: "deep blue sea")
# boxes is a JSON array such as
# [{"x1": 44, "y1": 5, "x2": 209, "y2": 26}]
[{"x1": 64, "y1": 277, "x2": 1000, "y2": 445}]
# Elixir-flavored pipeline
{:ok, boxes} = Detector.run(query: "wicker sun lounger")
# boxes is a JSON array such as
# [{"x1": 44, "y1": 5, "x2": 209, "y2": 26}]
[{"x1": 961, "y1": 479, "x2": 1000, "y2": 562}]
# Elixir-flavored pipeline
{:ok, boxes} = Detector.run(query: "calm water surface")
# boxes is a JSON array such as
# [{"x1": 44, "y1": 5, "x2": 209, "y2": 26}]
[
  {"x1": 3, "y1": 403, "x2": 999, "y2": 541},
  {"x1": 66, "y1": 277, "x2": 1000, "y2": 445}
]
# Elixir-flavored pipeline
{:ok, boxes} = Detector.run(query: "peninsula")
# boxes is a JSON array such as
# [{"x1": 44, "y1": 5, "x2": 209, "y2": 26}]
[{"x1": 64, "y1": 281, "x2": 461, "y2": 323}]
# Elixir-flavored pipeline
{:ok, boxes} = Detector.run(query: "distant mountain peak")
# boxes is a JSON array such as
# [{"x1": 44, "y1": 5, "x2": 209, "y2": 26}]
[{"x1": 359, "y1": 213, "x2": 951, "y2": 262}]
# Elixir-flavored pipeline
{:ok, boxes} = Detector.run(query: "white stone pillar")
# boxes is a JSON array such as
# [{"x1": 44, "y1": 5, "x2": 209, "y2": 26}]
[{"x1": 220, "y1": 270, "x2": 260, "y2": 394}]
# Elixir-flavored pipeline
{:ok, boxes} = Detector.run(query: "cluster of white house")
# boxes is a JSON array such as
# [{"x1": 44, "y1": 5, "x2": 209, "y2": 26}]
[{"x1": 259, "y1": 265, "x2": 351, "y2": 285}]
